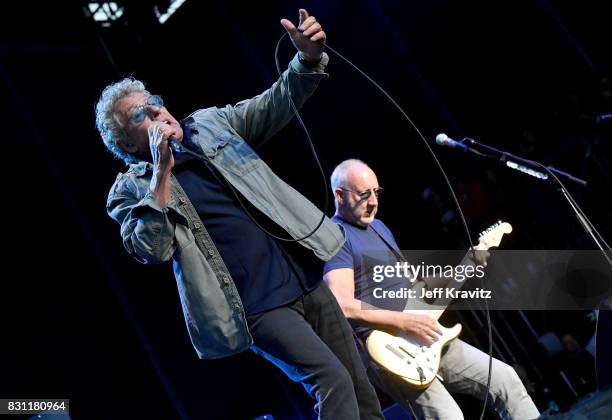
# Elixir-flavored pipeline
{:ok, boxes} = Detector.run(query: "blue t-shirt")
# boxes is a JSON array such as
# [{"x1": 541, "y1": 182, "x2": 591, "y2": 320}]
[
  {"x1": 172, "y1": 132, "x2": 320, "y2": 315},
  {"x1": 323, "y1": 215, "x2": 412, "y2": 337}
]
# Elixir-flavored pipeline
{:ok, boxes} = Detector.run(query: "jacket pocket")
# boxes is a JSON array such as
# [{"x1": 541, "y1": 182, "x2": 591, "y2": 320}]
[
  {"x1": 174, "y1": 224, "x2": 196, "y2": 254},
  {"x1": 204, "y1": 130, "x2": 260, "y2": 177}
]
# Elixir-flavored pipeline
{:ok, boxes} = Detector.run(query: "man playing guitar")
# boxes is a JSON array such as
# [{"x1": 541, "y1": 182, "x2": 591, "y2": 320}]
[{"x1": 323, "y1": 159, "x2": 540, "y2": 419}]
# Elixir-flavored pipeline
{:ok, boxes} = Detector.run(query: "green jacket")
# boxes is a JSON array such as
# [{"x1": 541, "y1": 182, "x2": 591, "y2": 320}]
[{"x1": 107, "y1": 53, "x2": 345, "y2": 359}]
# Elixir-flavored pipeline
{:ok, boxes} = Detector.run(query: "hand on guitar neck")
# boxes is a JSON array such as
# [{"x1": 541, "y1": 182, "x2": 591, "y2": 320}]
[
  {"x1": 468, "y1": 220, "x2": 513, "y2": 266},
  {"x1": 467, "y1": 242, "x2": 491, "y2": 267}
]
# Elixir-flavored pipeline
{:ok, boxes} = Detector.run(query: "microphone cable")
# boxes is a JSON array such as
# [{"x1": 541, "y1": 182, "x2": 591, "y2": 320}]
[
  {"x1": 274, "y1": 35, "x2": 493, "y2": 419},
  {"x1": 170, "y1": 31, "x2": 332, "y2": 243}
]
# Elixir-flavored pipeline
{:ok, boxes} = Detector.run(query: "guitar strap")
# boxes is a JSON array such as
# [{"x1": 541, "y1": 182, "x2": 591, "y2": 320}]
[
  {"x1": 369, "y1": 223, "x2": 432, "y2": 311},
  {"x1": 368, "y1": 223, "x2": 408, "y2": 264}
]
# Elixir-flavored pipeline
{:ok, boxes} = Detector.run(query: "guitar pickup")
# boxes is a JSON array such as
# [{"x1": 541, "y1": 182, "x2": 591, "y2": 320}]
[
  {"x1": 398, "y1": 345, "x2": 416, "y2": 358},
  {"x1": 385, "y1": 344, "x2": 406, "y2": 359}
]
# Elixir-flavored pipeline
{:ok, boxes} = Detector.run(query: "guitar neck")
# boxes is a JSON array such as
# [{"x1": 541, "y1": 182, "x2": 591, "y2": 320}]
[
  {"x1": 404, "y1": 248, "x2": 482, "y2": 321},
  {"x1": 400, "y1": 221, "x2": 511, "y2": 322}
]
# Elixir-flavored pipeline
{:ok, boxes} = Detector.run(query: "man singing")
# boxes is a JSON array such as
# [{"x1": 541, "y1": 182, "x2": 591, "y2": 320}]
[{"x1": 96, "y1": 10, "x2": 383, "y2": 419}]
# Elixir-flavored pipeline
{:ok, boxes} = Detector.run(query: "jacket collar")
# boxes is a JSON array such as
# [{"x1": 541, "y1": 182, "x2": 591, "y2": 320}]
[{"x1": 126, "y1": 160, "x2": 152, "y2": 177}]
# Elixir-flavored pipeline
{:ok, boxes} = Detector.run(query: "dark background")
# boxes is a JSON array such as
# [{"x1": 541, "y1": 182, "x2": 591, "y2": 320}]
[{"x1": 2, "y1": 0, "x2": 612, "y2": 418}]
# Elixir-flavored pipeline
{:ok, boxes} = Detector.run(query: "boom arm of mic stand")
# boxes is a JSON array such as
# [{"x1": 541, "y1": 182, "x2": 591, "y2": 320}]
[
  {"x1": 462, "y1": 137, "x2": 609, "y2": 254},
  {"x1": 464, "y1": 138, "x2": 588, "y2": 186}
]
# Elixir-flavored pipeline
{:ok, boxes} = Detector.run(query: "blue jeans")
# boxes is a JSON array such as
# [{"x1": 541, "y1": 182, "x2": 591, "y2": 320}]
[{"x1": 247, "y1": 282, "x2": 384, "y2": 420}]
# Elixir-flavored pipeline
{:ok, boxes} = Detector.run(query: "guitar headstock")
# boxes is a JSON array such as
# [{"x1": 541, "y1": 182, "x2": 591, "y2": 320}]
[{"x1": 477, "y1": 220, "x2": 512, "y2": 249}]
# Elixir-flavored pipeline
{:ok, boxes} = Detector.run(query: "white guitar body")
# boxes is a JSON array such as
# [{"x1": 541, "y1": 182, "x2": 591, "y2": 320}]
[
  {"x1": 365, "y1": 221, "x2": 512, "y2": 389},
  {"x1": 366, "y1": 322, "x2": 461, "y2": 388}
]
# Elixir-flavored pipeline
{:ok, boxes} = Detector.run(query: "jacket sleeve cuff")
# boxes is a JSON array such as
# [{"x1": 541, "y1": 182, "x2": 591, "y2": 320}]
[
  {"x1": 140, "y1": 190, "x2": 170, "y2": 214},
  {"x1": 290, "y1": 52, "x2": 330, "y2": 77}
]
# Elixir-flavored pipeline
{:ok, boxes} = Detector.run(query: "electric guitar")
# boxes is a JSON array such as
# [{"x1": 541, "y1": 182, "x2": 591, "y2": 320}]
[{"x1": 365, "y1": 221, "x2": 512, "y2": 389}]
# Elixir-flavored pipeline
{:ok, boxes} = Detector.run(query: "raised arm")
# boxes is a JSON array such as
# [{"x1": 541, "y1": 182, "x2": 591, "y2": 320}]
[{"x1": 220, "y1": 9, "x2": 329, "y2": 148}]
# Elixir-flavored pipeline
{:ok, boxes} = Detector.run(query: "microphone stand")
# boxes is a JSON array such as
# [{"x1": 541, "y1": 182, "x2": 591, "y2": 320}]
[
  {"x1": 462, "y1": 138, "x2": 587, "y2": 186},
  {"x1": 462, "y1": 138, "x2": 612, "y2": 254},
  {"x1": 461, "y1": 137, "x2": 610, "y2": 247},
  {"x1": 452, "y1": 136, "x2": 612, "y2": 390},
  {"x1": 455, "y1": 137, "x2": 606, "y2": 248}
]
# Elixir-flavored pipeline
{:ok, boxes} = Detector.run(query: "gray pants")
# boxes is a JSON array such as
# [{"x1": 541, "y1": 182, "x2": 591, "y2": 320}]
[{"x1": 366, "y1": 338, "x2": 540, "y2": 419}]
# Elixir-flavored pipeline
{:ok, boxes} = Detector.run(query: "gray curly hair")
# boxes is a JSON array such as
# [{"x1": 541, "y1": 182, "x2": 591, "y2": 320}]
[{"x1": 95, "y1": 77, "x2": 150, "y2": 164}]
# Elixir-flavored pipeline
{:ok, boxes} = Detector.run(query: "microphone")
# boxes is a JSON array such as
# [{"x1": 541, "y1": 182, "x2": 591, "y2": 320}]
[
  {"x1": 168, "y1": 135, "x2": 205, "y2": 160},
  {"x1": 435, "y1": 133, "x2": 468, "y2": 151},
  {"x1": 596, "y1": 114, "x2": 612, "y2": 124},
  {"x1": 168, "y1": 136, "x2": 185, "y2": 153}
]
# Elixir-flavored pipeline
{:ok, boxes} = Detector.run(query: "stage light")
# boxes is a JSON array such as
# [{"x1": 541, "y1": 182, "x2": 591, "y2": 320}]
[
  {"x1": 155, "y1": 0, "x2": 187, "y2": 24},
  {"x1": 85, "y1": 2, "x2": 124, "y2": 27}
]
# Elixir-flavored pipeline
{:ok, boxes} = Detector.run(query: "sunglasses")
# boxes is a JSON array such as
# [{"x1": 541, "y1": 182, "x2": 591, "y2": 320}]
[
  {"x1": 127, "y1": 94, "x2": 164, "y2": 126},
  {"x1": 340, "y1": 186, "x2": 384, "y2": 201}
]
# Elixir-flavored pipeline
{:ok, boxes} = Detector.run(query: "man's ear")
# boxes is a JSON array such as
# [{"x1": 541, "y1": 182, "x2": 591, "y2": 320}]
[
  {"x1": 117, "y1": 138, "x2": 138, "y2": 155},
  {"x1": 334, "y1": 188, "x2": 344, "y2": 206}
]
